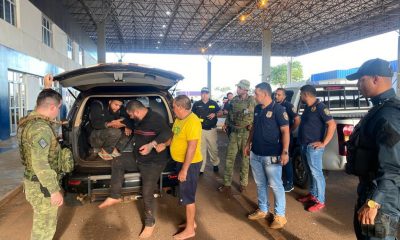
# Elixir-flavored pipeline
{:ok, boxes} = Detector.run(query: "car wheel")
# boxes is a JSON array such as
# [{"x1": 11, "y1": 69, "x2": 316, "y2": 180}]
[
  {"x1": 64, "y1": 193, "x2": 84, "y2": 206},
  {"x1": 171, "y1": 186, "x2": 179, "y2": 198},
  {"x1": 293, "y1": 147, "x2": 309, "y2": 189}
]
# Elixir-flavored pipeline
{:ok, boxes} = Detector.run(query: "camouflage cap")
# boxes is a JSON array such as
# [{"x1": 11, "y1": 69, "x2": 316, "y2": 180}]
[{"x1": 236, "y1": 79, "x2": 250, "y2": 91}]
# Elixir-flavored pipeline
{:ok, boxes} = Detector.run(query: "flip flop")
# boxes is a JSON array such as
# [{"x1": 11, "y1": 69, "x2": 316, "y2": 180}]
[
  {"x1": 98, "y1": 152, "x2": 113, "y2": 161},
  {"x1": 111, "y1": 151, "x2": 121, "y2": 157}
]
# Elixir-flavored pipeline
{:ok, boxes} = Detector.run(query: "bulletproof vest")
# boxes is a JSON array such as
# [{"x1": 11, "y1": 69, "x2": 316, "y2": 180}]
[
  {"x1": 229, "y1": 95, "x2": 255, "y2": 127},
  {"x1": 17, "y1": 113, "x2": 61, "y2": 180},
  {"x1": 346, "y1": 97, "x2": 400, "y2": 178}
]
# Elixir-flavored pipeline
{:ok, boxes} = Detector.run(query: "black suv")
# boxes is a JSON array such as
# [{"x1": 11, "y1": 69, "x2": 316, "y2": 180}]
[{"x1": 54, "y1": 63, "x2": 183, "y2": 203}]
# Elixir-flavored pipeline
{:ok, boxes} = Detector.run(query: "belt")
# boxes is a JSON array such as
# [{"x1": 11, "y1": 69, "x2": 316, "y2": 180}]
[{"x1": 230, "y1": 127, "x2": 249, "y2": 133}]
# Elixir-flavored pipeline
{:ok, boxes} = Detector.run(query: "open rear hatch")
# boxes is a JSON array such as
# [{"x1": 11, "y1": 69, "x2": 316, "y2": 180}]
[{"x1": 54, "y1": 63, "x2": 184, "y2": 91}]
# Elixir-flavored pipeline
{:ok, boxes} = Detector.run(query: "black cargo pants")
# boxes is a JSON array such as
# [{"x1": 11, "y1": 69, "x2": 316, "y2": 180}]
[{"x1": 110, "y1": 157, "x2": 166, "y2": 226}]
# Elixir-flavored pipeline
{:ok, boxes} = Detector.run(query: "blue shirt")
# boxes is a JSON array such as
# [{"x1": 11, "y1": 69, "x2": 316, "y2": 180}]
[
  {"x1": 298, "y1": 99, "x2": 333, "y2": 145},
  {"x1": 279, "y1": 100, "x2": 298, "y2": 127},
  {"x1": 251, "y1": 102, "x2": 289, "y2": 156}
]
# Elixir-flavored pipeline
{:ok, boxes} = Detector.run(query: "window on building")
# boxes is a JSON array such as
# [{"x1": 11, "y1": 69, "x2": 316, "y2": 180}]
[
  {"x1": 67, "y1": 38, "x2": 74, "y2": 59},
  {"x1": 0, "y1": 0, "x2": 16, "y2": 26},
  {"x1": 79, "y1": 47, "x2": 84, "y2": 66},
  {"x1": 42, "y1": 15, "x2": 52, "y2": 47}
]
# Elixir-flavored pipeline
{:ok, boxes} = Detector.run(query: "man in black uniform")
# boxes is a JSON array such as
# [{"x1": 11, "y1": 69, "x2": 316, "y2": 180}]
[
  {"x1": 192, "y1": 87, "x2": 221, "y2": 174},
  {"x1": 345, "y1": 58, "x2": 399, "y2": 240},
  {"x1": 296, "y1": 85, "x2": 336, "y2": 212},
  {"x1": 88, "y1": 99, "x2": 132, "y2": 160},
  {"x1": 275, "y1": 88, "x2": 300, "y2": 192},
  {"x1": 98, "y1": 100, "x2": 173, "y2": 239}
]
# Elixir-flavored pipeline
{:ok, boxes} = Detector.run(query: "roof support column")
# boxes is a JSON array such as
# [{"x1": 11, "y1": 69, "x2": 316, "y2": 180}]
[
  {"x1": 261, "y1": 29, "x2": 272, "y2": 83},
  {"x1": 207, "y1": 58, "x2": 212, "y2": 95},
  {"x1": 397, "y1": 29, "x2": 399, "y2": 95},
  {"x1": 287, "y1": 57, "x2": 292, "y2": 85},
  {"x1": 97, "y1": 21, "x2": 106, "y2": 64}
]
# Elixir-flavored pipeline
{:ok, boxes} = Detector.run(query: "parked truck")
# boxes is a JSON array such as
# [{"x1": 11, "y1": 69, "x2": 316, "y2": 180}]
[{"x1": 284, "y1": 83, "x2": 372, "y2": 188}]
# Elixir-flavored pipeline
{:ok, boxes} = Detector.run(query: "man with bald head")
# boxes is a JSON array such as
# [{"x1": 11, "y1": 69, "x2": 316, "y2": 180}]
[{"x1": 345, "y1": 58, "x2": 399, "y2": 240}]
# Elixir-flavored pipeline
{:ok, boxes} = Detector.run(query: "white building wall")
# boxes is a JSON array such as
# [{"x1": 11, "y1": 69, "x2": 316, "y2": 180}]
[{"x1": 0, "y1": 0, "x2": 97, "y2": 72}]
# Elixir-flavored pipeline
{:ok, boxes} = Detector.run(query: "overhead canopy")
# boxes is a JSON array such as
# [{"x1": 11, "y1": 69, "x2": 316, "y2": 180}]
[{"x1": 61, "y1": 0, "x2": 400, "y2": 56}]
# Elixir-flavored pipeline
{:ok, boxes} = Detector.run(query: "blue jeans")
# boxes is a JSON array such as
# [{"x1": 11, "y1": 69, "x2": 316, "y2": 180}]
[
  {"x1": 250, "y1": 151, "x2": 286, "y2": 216},
  {"x1": 301, "y1": 144, "x2": 325, "y2": 203}
]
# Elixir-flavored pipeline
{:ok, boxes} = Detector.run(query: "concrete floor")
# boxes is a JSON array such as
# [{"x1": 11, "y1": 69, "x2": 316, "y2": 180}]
[{"x1": 0, "y1": 132, "x2": 363, "y2": 240}]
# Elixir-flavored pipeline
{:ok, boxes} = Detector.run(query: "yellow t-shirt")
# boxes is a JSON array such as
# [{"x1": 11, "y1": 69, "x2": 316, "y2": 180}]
[{"x1": 170, "y1": 112, "x2": 202, "y2": 163}]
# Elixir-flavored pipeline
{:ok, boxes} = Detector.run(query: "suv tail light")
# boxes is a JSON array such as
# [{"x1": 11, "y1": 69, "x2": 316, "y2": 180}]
[
  {"x1": 68, "y1": 180, "x2": 82, "y2": 186},
  {"x1": 167, "y1": 174, "x2": 178, "y2": 180},
  {"x1": 337, "y1": 124, "x2": 354, "y2": 156}
]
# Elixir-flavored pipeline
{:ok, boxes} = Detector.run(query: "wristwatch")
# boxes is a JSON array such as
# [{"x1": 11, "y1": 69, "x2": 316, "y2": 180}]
[{"x1": 367, "y1": 199, "x2": 381, "y2": 209}]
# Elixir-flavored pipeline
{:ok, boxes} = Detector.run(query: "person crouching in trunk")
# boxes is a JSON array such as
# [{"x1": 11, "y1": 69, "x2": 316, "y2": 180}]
[{"x1": 88, "y1": 99, "x2": 132, "y2": 160}]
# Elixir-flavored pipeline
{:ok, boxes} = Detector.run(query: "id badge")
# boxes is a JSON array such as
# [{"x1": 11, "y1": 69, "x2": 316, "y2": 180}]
[{"x1": 271, "y1": 156, "x2": 280, "y2": 164}]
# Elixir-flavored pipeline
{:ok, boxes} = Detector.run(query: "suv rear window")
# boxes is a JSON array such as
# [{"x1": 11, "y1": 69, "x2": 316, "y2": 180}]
[{"x1": 298, "y1": 85, "x2": 372, "y2": 113}]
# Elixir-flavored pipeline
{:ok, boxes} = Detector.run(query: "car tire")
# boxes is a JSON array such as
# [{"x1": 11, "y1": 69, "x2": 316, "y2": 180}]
[
  {"x1": 293, "y1": 147, "x2": 309, "y2": 189},
  {"x1": 64, "y1": 192, "x2": 84, "y2": 206},
  {"x1": 171, "y1": 186, "x2": 179, "y2": 198}
]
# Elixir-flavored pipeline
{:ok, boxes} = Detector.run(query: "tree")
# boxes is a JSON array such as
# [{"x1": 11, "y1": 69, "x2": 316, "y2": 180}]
[
  {"x1": 213, "y1": 86, "x2": 232, "y2": 102},
  {"x1": 271, "y1": 60, "x2": 303, "y2": 87}
]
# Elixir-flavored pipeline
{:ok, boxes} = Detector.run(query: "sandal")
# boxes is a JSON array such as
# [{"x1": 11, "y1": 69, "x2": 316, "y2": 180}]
[
  {"x1": 98, "y1": 152, "x2": 113, "y2": 161},
  {"x1": 111, "y1": 151, "x2": 121, "y2": 157}
]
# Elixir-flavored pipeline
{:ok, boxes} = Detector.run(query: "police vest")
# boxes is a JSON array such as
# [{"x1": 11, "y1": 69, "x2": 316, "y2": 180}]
[
  {"x1": 345, "y1": 97, "x2": 400, "y2": 178},
  {"x1": 18, "y1": 114, "x2": 73, "y2": 180}
]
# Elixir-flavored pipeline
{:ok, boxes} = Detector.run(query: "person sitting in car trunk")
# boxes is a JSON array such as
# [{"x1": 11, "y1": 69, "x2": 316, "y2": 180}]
[
  {"x1": 88, "y1": 99, "x2": 133, "y2": 160},
  {"x1": 98, "y1": 100, "x2": 173, "y2": 239}
]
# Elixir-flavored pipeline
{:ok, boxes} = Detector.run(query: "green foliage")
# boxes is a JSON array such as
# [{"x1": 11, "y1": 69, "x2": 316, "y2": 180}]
[{"x1": 271, "y1": 61, "x2": 303, "y2": 87}]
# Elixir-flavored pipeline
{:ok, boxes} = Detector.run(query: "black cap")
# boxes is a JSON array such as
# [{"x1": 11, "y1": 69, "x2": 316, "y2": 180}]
[{"x1": 346, "y1": 58, "x2": 393, "y2": 80}]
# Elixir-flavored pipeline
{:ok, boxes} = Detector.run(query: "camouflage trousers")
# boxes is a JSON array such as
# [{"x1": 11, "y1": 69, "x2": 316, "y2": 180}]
[
  {"x1": 23, "y1": 179, "x2": 59, "y2": 240},
  {"x1": 223, "y1": 129, "x2": 250, "y2": 187}
]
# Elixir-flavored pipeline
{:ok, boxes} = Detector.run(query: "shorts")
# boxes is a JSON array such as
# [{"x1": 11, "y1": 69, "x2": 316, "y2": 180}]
[{"x1": 176, "y1": 161, "x2": 201, "y2": 205}]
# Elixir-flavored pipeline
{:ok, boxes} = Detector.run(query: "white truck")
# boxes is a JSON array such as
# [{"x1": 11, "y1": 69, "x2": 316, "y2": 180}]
[{"x1": 285, "y1": 83, "x2": 372, "y2": 188}]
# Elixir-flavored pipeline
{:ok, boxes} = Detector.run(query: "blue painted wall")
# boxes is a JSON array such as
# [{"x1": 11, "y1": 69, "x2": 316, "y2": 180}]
[
  {"x1": 311, "y1": 60, "x2": 398, "y2": 82},
  {"x1": 0, "y1": 44, "x2": 63, "y2": 140}
]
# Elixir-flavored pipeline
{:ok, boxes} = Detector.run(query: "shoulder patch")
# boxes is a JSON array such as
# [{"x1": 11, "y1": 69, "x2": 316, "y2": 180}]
[
  {"x1": 38, "y1": 138, "x2": 48, "y2": 149},
  {"x1": 292, "y1": 107, "x2": 295, "y2": 113},
  {"x1": 324, "y1": 108, "x2": 331, "y2": 116},
  {"x1": 283, "y1": 112, "x2": 289, "y2": 120}
]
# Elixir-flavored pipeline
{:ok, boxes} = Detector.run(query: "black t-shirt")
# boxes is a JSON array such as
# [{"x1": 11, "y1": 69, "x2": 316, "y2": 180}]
[
  {"x1": 192, "y1": 100, "x2": 220, "y2": 130},
  {"x1": 279, "y1": 100, "x2": 298, "y2": 127},
  {"x1": 298, "y1": 99, "x2": 333, "y2": 145},
  {"x1": 133, "y1": 109, "x2": 173, "y2": 163},
  {"x1": 89, "y1": 100, "x2": 132, "y2": 130},
  {"x1": 251, "y1": 102, "x2": 289, "y2": 156}
]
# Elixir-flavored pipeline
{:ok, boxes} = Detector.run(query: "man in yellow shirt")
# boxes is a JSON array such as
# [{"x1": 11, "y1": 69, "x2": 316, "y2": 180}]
[{"x1": 170, "y1": 95, "x2": 202, "y2": 240}]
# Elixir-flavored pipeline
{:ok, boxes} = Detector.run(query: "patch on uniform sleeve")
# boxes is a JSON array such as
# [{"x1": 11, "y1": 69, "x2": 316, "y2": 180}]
[
  {"x1": 283, "y1": 112, "x2": 289, "y2": 120},
  {"x1": 292, "y1": 107, "x2": 296, "y2": 113},
  {"x1": 38, "y1": 138, "x2": 48, "y2": 149},
  {"x1": 324, "y1": 108, "x2": 331, "y2": 116},
  {"x1": 378, "y1": 122, "x2": 400, "y2": 148}
]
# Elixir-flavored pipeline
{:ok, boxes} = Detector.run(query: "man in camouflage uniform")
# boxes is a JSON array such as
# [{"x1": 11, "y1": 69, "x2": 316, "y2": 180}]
[
  {"x1": 219, "y1": 79, "x2": 256, "y2": 194},
  {"x1": 18, "y1": 81, "x2": 64, "y2": 240}
]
